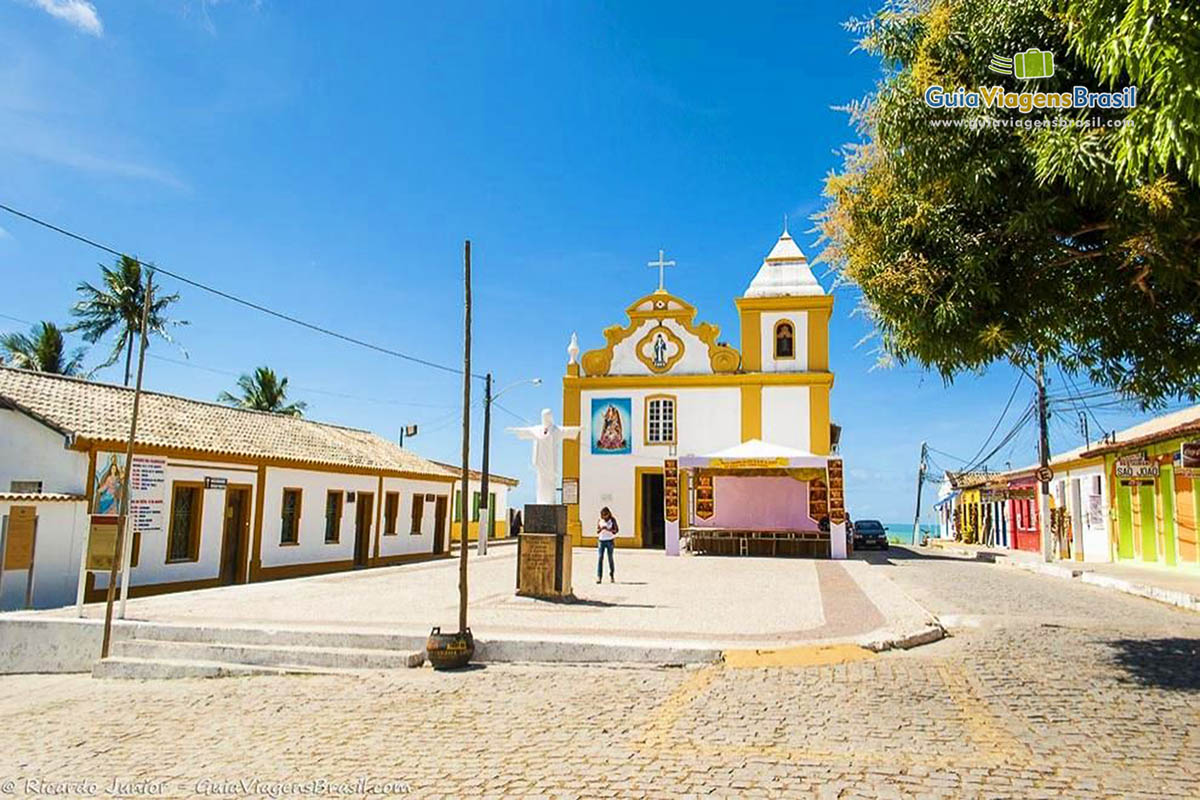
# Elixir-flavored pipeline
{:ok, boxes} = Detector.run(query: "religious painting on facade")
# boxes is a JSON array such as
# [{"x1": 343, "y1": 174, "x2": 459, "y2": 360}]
[
  {"x1": 827, "y1": 459, "x2": 845, "y2": 525},
  {"x1": 591, "y1": 398, "x2": 632, "y2": 455},
  {"x1": 635, "y1": 325, "x2": 684, "y2": 374},
  {"x1": 92, "y1": 452, "x2": 127, "y2": 515}
]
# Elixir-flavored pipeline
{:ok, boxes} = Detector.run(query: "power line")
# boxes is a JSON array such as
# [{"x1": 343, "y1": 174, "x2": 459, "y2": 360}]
[
  {"x1": 0, "y1": 201, "x2": 483, "y2": 380},
  {"x1": 492, "y1": 400, "x2": 534, "y2": 425},
  {"x1": 957, "y1": 375, "x2": 1028, "y2": 472},
  {"x1": 145, "y1": 353, "x2": 458, "y2": 410}
]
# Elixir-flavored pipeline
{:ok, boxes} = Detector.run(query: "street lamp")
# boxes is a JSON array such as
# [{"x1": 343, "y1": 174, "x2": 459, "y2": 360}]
[{"x1": 477, "y1": 375, "x2": 541, "y2": 555}]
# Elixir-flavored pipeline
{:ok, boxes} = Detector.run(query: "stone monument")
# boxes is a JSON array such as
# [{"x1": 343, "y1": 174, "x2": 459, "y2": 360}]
[{"x1": 508, "y1": 408, "x2": 579, "y2": 598}]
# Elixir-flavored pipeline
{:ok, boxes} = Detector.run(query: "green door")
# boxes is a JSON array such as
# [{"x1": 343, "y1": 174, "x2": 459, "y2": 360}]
[
  {"x1": 1139, "y1": 483, "x2": 1157, "y2": 562},
  {"x1": 1116, "y1": 483, "x2": 1134, "y2": 559},
  {"x1": 1160, "y1": 468, "x2": 1177, "y2": 566}
]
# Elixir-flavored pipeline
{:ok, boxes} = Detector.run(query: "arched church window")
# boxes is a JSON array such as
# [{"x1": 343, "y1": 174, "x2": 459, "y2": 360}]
[{"x1": 774, "y1": 321, "x2": 795, "y2": 359}]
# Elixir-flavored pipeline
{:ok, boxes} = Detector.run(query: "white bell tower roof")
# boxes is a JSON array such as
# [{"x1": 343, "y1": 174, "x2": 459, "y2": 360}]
[{"x1": 744, "y1": 225, "x2": 825, "y2": 298}]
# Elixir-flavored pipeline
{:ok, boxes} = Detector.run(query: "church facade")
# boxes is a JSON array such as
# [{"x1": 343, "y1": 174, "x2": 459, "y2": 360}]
[{"x1": 561, "y1": 227, "x2": 844, "y2": 556}]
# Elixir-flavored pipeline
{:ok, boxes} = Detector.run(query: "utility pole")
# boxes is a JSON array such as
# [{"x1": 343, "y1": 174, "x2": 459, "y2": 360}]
[
  {"x1": 1078, "y1": 411, "x2": 1089, "y2": 446},
  {"x1": 478, "y1": 373, "x2": 492, "y2": 557},
  {"x1": 101, "y1": 268, "x2": 153, "y2": 659},
  {"x1": 1036, "y1": 354, "x2": 1053, "y2": 563},
  {"x1": 457, "y1": 240, "x2": 472, "y2": 635},
  {"x1": 911, "y1": 441, "x2": 927, "y2": 546}
]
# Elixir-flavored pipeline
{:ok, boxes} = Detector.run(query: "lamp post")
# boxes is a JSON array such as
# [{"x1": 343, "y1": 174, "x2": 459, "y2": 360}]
[{"x1": 477, "y1": 375, "x2": 541, "y2": 556}]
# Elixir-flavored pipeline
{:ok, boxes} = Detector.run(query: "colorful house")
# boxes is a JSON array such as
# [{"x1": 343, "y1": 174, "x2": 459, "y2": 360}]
[{"x1": 1083, "y1": 405, "x2": 1200, "y2": 568}]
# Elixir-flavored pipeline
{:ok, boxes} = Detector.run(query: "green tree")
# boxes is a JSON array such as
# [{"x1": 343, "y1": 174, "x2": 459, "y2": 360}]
[
  {"x1": 218, "y1": 366, "x2": 307, "y2": 417},
  {"x1": 68, "y1": 255, "x2": 187, "y2": 386},
  {"x1": 0, "y1": 322, "x2": 87, "y2": 376},
  {"x1": 818, "y1": 0, "x2": 1200, "y2": 404}
]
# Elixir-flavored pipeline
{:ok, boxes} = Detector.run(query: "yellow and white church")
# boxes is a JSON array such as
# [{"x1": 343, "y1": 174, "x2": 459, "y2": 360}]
[{"x1": 561, "y1": 226, "x2": 847, "y2": 559}]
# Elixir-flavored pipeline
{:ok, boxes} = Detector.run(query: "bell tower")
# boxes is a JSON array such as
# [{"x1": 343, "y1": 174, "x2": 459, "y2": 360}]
[{"x1": 734, "y1": 224, "x2": 834, "y2": 453}]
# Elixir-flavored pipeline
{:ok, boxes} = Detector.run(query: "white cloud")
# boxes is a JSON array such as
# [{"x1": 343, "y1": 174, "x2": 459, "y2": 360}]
[
  {"x1": 25, "y1": 0, "x2": 103, "y2": 36},
  {"x1": 0, "y1": 225, "x2": 11, "y2": 240}
]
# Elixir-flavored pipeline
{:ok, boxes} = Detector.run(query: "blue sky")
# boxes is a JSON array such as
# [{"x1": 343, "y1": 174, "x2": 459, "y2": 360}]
[{"x1": 0, "y1": 1, "x2": 1179, "y2": 522}]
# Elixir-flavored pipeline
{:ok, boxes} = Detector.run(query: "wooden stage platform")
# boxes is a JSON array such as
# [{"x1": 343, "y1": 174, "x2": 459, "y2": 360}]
[{"x1": 683, "y1": 527, "x2": 832, "y2": 558}]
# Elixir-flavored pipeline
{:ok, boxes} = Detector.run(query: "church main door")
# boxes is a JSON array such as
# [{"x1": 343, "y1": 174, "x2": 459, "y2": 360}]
[{"x1": 640, "y1": 473, "x2": 666, "y2": 549}]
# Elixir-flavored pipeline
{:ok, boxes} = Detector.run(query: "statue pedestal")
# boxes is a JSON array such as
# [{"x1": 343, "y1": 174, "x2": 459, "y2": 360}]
[{"x1": 517, "y1": 504, "x2": 573, "y2": 599}]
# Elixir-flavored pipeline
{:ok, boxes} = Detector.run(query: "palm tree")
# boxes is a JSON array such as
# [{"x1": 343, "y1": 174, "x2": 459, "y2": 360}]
[
  {"x1": 218, "y1": 366, "x2": 307, "y2": 416},
  {"x1": 0, "y1": 322, "x2": 87, "y2": 376},
  {"x1": 68, "y1": 255, "x2": 186, "y2": 385}
]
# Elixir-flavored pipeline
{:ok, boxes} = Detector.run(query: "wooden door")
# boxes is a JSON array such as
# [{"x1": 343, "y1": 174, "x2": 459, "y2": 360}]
[
  {"x1": 433, "y1": 495, "x2": 447, "y2": 554},
  {"x1": 354, "y1": 492, "x2": 374, "y2": 567},
  {"x1": 1138, "y1": 483, "x2": 1157, "y2": 562},
  {"x1": 219, "y1": 486, "x2": 251, "y2": 585},
  {"x1": 1116, "y1": 483, "x2": 1134, "y2": 559},
  {"x1": 1175, "y1": 473, "x2": 1198, "y2": 564}
]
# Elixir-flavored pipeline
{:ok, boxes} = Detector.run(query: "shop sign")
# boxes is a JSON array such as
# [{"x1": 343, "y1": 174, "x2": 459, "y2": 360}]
[
  {"x1": 1115, "y1": 455, "x2": 1159, "y2": 480},
  {"x1": 710, "y1": 457, "x2": 790, "y2": 469},
  {"x1": 1179, "y1": 440, "x2": 1200, "y2": 478}
]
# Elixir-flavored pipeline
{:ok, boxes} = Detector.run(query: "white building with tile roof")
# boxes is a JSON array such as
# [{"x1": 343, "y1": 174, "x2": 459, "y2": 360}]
[{"x1": 0, "y1": 367, "x2": 515, "y2": 610}]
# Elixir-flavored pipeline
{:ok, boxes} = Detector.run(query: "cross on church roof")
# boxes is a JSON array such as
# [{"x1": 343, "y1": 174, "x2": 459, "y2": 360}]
[{"x1": 648, "y1": 248, "x2": 676, "y2": 292}]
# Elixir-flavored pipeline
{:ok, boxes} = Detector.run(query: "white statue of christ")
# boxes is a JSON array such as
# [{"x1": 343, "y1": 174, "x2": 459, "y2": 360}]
[{"x1": 508, "y1": 408, "x2": 581, "y2": 504}]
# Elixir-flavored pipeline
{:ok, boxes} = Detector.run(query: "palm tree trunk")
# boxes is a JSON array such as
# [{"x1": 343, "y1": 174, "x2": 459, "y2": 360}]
[{"x1": 123, "y1": 332, "x2": 134, "y2": 386}]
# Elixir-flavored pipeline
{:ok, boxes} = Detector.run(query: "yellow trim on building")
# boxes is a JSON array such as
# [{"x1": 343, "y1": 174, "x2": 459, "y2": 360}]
[
  {"x1": 579, "y1": 290, "x2": 740, "y2": 377},
  {"x1": 450, "y1": 519, "x2": 510, "y2": 542},
  {"x1": 807, "y1": 306, "x2": 830, "y2": 372},
  {"x1": 741, "y1": 309, "x2": 761, "y2": 372},
  {"x1": 741, "y1": 385, "x2": 762, "y2": 442},
  {"x1": 565, "y1": 371, "x2": 833, "y2": 390},
  {"x1": 809, "y1": 385, "x2": 831, "y2": 455},
  {"x1": 562, "y1": 373, "x2": 583, "y2": 544}
]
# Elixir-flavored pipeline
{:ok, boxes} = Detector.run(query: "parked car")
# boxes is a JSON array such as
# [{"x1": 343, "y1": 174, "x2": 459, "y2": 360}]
[{"x1": 853, "y1": 519, "x2": 889, "y2": 550}]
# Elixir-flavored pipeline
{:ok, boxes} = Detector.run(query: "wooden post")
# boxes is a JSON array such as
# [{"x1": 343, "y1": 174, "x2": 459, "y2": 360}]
[
  {"x1": 101, "y1": 267, "x2": 153, "y2": 659},
  {"x1": 458, "y1": 241, "x2": 472, "y2": 634}
]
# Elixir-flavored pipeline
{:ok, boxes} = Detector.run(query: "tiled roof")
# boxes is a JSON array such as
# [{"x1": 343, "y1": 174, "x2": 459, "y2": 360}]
[
  {"x1": 1081, "y1": 404, "x2": 1200, "y2": 457},
  {"x1": 0, "y1": 492, "x2": 85, "y2": 502},
  {"x1": 0, "y1": 367, "x2": 460, "y2": 477}
]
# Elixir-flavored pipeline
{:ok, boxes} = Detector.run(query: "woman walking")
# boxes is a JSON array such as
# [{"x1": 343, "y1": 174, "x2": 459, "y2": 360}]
[{"x1": 596, "y1": 507, "x2": 618, "y2": 583}]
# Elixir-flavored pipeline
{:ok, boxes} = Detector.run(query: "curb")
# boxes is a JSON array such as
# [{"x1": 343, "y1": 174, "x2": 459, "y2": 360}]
[
  {"x1": 992, "y1": 554, "x2": 1200, "y2": 614},
  {"x1": 859, "y1": 622, "x2": 946, "y2": 653},
  {"x1": 994, "y1": 555, "x2": 1083, "y2": 580},
  {"x1": 1079, "y1": 572, "x2": 1200, "y2": 613}
]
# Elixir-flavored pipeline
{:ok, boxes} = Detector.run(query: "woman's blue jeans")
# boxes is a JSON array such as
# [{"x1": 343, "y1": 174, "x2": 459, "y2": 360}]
[{"x1": 597, "y1": 539, "x2": 615, "y2": 579}]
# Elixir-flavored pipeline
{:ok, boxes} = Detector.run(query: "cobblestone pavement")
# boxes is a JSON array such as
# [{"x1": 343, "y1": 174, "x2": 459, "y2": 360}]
[{"x1": 3, "y1": 547, "x2": 1199, "y2": 798}]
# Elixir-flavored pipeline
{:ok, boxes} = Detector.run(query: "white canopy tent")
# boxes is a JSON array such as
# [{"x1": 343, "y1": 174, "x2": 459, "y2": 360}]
[{"x1": 671, "y1": 440, "x2": 846, "y2": 559}]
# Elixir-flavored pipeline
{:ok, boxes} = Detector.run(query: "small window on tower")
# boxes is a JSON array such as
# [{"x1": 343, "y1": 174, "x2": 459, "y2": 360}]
[{"x1": 774, "y1": 321, "x2": 795, "y2": 359}]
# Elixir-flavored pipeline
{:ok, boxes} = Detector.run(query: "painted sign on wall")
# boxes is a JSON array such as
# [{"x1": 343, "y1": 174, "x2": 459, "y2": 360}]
[
  {"x1": 1115, "y1": 455, "x2": 1159, "y2": 479},
  {"x1": 1180, "y1": 440, "x2": 1200, "y2": 478},
  {"x1": 663, "y1": 459, "x2": 679, "y2": 523},
  {"x1": 129, "y1": 456, "x2": 167, "y2": 542},
  {"x1": 92, "y1": 453, "x2": 126, "y2": 515},
  {"x1": 591, "y1": 398, "x2": 632, "y2": 455}
]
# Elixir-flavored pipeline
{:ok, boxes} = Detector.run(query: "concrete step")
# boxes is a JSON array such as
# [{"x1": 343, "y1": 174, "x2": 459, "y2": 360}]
[
  {"x1": 109, "y1": 638, "x2": 426, "y2": 671},
  {"x1": 115, "y1": 622, "x2": 427, "y2": 653},
  {"x1": 91, "y1": 656, "x2": 336, "y2": 680}
]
